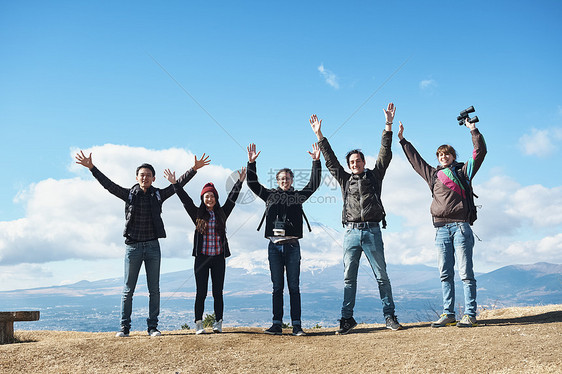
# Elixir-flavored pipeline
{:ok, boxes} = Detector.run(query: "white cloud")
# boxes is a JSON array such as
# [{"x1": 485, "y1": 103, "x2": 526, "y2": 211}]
[
  {"x1": 518, "y1": 127, "x2": 562, "y2": 157},
  {"x1": 318, "y1": 64, "x2": 340, "y2": 89},
  {"x1": 1, "y1": 145, "x2": 562, "y2": 290},
  {"x1": 419, "y1": 79, "x2": 437, "y2": 90},
  {"x1": 0, "y1": 144, "x2": 255, "y2": 266}
]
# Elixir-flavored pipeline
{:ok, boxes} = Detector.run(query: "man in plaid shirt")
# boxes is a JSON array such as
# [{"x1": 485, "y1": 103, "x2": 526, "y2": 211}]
[{"x1": 75, "y1": 150, "x2": 209, "y2": 337}]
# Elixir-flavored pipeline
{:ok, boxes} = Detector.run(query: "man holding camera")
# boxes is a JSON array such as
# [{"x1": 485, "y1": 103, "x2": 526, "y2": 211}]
[
  {"x1": 246, "y1": 142, "x2": 321, "y2": 336},
  {"x1": 309, "y1": 103, "x2": 402, "y2": 334}
]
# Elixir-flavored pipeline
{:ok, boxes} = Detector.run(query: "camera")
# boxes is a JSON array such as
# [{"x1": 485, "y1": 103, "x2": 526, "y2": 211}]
[
  {"x1": 273, "y1": 217, "x2": 286, "y2": 237},
  {"x1": 457, "y1": 105, "x2": 479, "y2": 126}
]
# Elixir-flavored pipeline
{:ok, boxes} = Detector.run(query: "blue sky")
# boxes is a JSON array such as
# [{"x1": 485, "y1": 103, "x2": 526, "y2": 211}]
[{"x1": 1, "y1": 1, "x2": 561, "y2": 291}]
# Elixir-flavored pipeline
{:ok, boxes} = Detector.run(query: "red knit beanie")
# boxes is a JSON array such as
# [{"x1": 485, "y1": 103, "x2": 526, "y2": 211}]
[{"x1": 200, "y1": 182, "x2": 219, "y2": 200}]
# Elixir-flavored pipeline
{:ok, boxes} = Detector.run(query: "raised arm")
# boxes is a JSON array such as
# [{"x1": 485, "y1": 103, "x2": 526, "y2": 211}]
[
  {"x1": 159, "y1": 153, "x2": 210, "y2": 201},
  {"x1": 299, "y1": 145, "x2": 322, "y2": 198},
  {"x1": 246, "y1": 143, "x2": 270, "y2": 202},
  {"x1": 383, "y1": 102, "x2": 396, "y2": 132},
  {"x1": 372, "y1": 103, "x2": 395, "y2": 176},
  {"x1": 312, "y1": 117, "x2": 349, "y2": 186},
  {"x1": 462, "y1": 118, "x2": 487, "y2": 181},
  {"x1": 310, "y1": 114, "x2": 323, "y2": 141},
  {"x1": 398, "y1": 122, "x2": 435, "y2": 186},
  {"x1": 75, "y1": 150, "x2": 129, "y2": 201},
  {"x1": 165, "y1": 168, "x2": 198, "y2": 222},
  {"x1": 223, "y1": 167, "x2": 246, "y2": 217}
]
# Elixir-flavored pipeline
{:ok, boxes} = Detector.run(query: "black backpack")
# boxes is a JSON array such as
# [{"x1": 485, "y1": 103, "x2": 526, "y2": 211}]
[{"x1": 432, "y1": 163, "x2": 478, "y2": 225}]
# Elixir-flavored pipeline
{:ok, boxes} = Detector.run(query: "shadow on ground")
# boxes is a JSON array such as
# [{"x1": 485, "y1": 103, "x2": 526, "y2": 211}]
[{"x1": 480, "y1": 311, "x2": 562, "y2": 326}]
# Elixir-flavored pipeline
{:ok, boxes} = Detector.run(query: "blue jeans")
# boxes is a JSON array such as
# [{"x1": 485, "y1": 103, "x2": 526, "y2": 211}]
[
  {"x1": 342, "y1": 225, "x2": 396, "y2": 319},
  {"x1": 268, "y1": 240, "x2": 301, "y2": 326},
  {"x1": 435, "y1": 222, "x2": 476, "y2": 317},
  {"x1": 121, "y1": 239, "x2": 161, "y2": 330}
]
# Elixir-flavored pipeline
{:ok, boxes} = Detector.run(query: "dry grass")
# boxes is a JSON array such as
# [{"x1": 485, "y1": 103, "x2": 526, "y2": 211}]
[{"x1": 2, "y1": 304, "x2": 561, "y2": 373}]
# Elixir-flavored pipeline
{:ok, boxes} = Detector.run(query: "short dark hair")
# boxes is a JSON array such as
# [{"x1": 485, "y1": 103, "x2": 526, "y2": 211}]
[
  {"x1": 276, "y1": 168, "x2": 294, "y2": 180},
  {"x1": 136, "y1": 163, "x2": 155, "y2": 176},
  {"x1": 345, "y1": 149, "x2": 365, "y2": 167},
  {"x1": 435, "y1": 145, "x2": 457, "y2": 160}
]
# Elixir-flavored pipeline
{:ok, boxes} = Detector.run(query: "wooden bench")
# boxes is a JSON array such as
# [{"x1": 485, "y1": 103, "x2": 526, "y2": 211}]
[{"x1": 0, "y1": 311, "x2": 40, "y2": 344}]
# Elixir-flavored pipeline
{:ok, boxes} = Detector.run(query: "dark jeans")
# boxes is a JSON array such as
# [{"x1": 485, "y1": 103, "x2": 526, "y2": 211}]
[
  {"x1": 194, "y1": 254, "x2": 226, "y2": 322},
  {"x1": 268, "y1": 240, "x2": 302, "y2": 326},
  {"x1": 121, "y1": 239, "x2": 161, "y2": 330}
]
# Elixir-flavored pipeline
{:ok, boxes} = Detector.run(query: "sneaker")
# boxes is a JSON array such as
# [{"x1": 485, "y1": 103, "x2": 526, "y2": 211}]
[
  {"x1": 292, "y1": 325, "x2": 306, "y2": 336},
  {"x1": 148, "y1": 328, "x2": 161, "y2": 337},
  {"x1": 213, "y1": 319, "x2": 223, "y2": 333},
  {"x1": 431, "y1": 314, "x2": 457, "y2": 328},
  {"x1": 457, "y1": 314, "x2": 478, "y2": 328},
  {"x1": 195, "y1": 320, "x2": 206, "y2": 335},
  {"x1": 264, "y1": 324, "x2": 283, "y2": 335},
  {"x1": 385, "y1": 315, "x2": 403, "y2": 331},
  {"x1": 335, "y1": 317, "x2": 357, "y2": 335},
  {"x1": 115, "y1": 328, "x2": 129, "y2": 338}
]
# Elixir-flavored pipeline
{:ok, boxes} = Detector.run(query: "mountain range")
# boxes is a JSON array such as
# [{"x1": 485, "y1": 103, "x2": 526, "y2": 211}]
[{"x1": 1, "y1": 262, "x2": 560, "y2": 332}]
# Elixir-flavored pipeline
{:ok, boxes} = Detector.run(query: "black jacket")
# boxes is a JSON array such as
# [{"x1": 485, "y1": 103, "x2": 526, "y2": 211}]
[
  {"x1": 173, "y1": 180, "x2": 243, "y2": 258},
  {"x1": 318, "y1": 131, "x2": 392, "y2": 225},
  {"x1": 247, "y1": 160, "x2": 321, "y2": 238},
  {"x1": 90, "y1": 166, "x2": 196, "y2": 241}
]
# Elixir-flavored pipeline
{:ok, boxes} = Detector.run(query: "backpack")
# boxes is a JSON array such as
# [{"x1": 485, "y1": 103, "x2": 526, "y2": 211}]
[{"x1": 431, "y1": 163, "x2": 478, "y2": 225}]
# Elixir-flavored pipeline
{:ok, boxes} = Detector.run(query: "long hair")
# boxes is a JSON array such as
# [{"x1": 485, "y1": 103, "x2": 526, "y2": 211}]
[{"x1": 195, "y1": 201, "x2": 227, "y2": 236}]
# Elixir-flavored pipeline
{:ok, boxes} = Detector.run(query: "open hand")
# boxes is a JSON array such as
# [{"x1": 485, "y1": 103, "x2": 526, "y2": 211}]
[
  {"x1": 398, "y1": 121, "x2": 404, "y2": 140},
  {"x1": 309, "y1": 115, "x2": 323, "y2": 140},
  {"x1": 164, "y1": 169, "x2": 177, "y2": 184},
  {"x1": 383, "y1": 102, "x2": 396, "y2": 125},
  {"x1": 75, "y1": 150, "x2": 94, "y2": 170},
  {"x1": 238, "y1": 167, "x2": 247, "y2": 182},
  {"x1": 193, "y1": 153, "x2": 211, "y2": 170},
  {"x1": 247, "y1": 143, "x2": 261, "y2": 163},
  {"x1": 308, "y1": 143, "x2": 321, "y2": 161}
]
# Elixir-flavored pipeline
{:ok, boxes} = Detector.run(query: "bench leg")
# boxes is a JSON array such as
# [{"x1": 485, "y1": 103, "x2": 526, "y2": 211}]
[{"x1": 0, "y1": 321, "x2": 15, "y2": 344}]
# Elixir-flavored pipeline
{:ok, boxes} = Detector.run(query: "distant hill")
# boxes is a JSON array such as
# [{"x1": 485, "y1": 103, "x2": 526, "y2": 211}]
[{"x1": 1, "y1": 262, "x2": 560, "y2": 332}]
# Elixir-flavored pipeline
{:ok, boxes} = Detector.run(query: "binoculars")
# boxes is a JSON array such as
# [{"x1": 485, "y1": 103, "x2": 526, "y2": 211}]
[{"x1": 457, "y1": 106, "x2": 479, "y2": 126}]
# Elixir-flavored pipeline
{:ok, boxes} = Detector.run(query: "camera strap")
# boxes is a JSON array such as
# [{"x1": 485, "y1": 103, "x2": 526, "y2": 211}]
[
  {"x1": 256, "y1": 207, "x2": 312, "y2": 232},
  {"x1": 257, "y1": 210, "x2": 267, "y2": 231},
  {"x1": 302, "y1": 210, "x2": 312, "y2": 232}
]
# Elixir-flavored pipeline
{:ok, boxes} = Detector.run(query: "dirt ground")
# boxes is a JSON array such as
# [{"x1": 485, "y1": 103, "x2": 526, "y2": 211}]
[{"x1": 1, "y1": 304, "x2": 561, "y2": 374}]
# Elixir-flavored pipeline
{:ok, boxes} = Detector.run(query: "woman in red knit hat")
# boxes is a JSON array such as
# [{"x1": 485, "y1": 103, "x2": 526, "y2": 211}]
[{"x1": 165, "y1": 162, "x2": 246, "y2": 334}]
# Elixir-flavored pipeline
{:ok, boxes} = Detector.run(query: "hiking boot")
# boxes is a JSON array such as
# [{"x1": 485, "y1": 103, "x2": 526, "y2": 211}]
[
  {"x1": 115, "y1": 327, "x2": 129, "y2": 337},
  {"x1": 264, "y1": 324, "x2": 283, "y2": 335},
  {"x1": 457, "y1": 314, "x2": 478, "y2": 328},
  {"x1": 292, "y1": 325, "x2": 306, "y2": 336},
  {"x1": 148, "y1": 328, "x2": 161, "y2": 336},
  {"x1": 431, "y1": 314, "x2": 457, "y2": 328},
  {"x1": 335, "y1": 317, "x2": 357, "y2": 335},
  {"x1": 195, "y1": 320, "x2": 206, "y2": 335},
  {"x1": 385, "y1": 315, "x2": 403, "y2": 331},
  {"x1": 213, "y1": 319, "x2": 223, "y2": 333}
]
